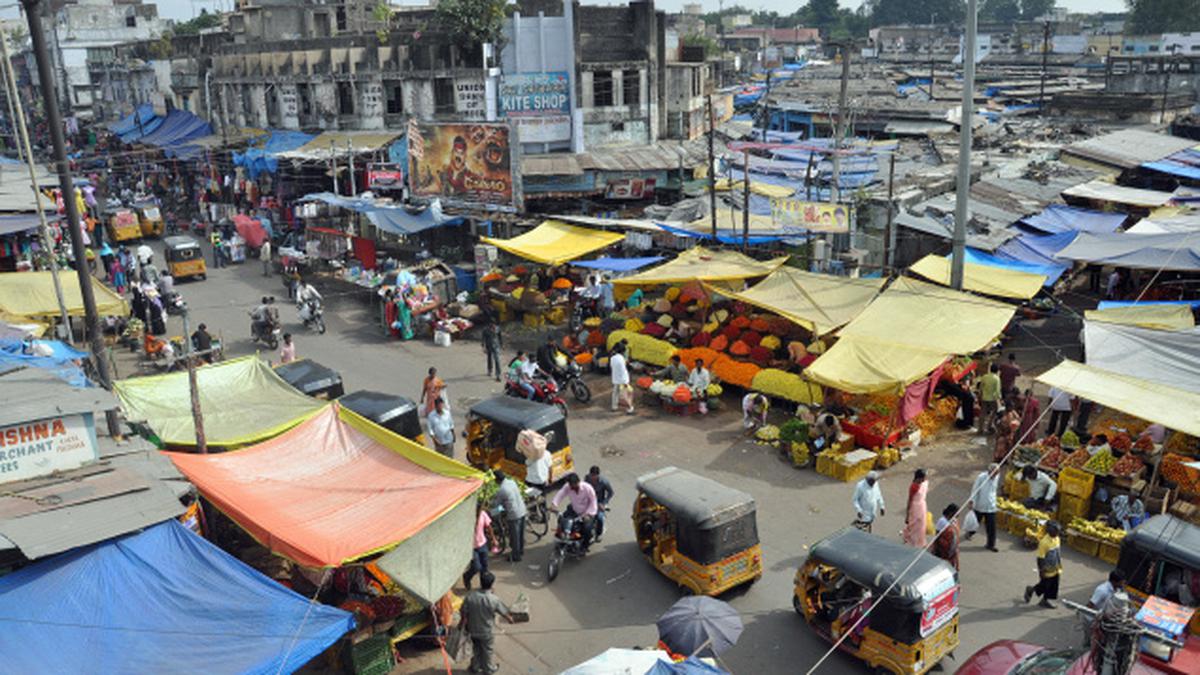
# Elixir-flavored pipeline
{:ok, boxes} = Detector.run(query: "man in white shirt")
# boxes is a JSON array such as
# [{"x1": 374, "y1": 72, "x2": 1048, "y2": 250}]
[
  {"x1": 852, "y1": 471, "x2": 886, "y2": 532},
  {"x1": 610, "y1": 344, "x2": 633, "y2": 414},
  {"x1": 525, "y1": 447, "x2": 552, "y2": 492},
  {"x1": 1089, "y1": 570, "x2": 1125, "y2": 611},
  {"x1": 426, "y1": 398, "x2": 455, "y2": 458},
  {"x1": 1046, "y1": 386, "x2": 1073, "y2": 439},
  {"x1": 1022, "y1": 465, "x2": 1057, "y2": 511},
  {"x1": 968, "y1": 463, "x2": 1001, "y2": 552}
]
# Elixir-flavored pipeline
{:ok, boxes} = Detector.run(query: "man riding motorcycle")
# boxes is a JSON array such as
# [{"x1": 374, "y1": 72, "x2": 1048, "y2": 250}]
[
  {"x1": 250, "y1": 296, "x2": 278, "y2": 340},
  {"x1": 550, "y1": 473, "x2": 598, "y2": 552}
]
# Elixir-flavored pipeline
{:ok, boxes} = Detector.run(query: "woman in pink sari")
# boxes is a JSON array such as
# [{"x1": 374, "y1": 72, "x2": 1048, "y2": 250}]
[
  {"x1": 1016, "y1": 388, "x2": 1040, "y2": 446},
  {"x1": 903, "y1": 469, "x2": 929, "y2": 547}
]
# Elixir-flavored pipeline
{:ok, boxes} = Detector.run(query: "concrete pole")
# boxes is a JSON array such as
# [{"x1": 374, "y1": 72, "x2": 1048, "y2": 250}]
[
  {"x1": 707, "y1": 94, "x2": 717, "y2": 238},
  {"x1": 742, "y1": 149, "x2": 750, "y2": 250},
  {"x1": 951, "y1": 0, "x2": 977, "y2": 291},
  {"x1": 180, "y1": 307, "x2": 207, "y2": 453},
  {"x1": 832, "y1": 43, "x2": 850, "y2": 204}
]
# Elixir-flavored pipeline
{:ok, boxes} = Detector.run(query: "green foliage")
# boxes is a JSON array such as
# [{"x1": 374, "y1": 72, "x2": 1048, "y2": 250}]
[
  {"x1": 173, "y1": 9, "x2": 222, "y2": 36},
  {"x1": 981, "y1": 0, "x2": 1055, "y2": 22},
  {"x1": 683, "y1": 31, "x2": 720, "y2": 57},
  {"x1": 436, "y1": 0, "x2": 508, "y2": 46},
  {"x1": 779, "y1": 418, "x2": 810, "y2": 445},
  {"x1": 374, "y1": 1, "x2": 392, "y2": 44},
  {"x1": 147, "y1": 36, "x2": 172, "y2": 60},
  {"x1": 1127, "y1": 0, "x2": 1200, "y2": 34},
  {"x1": 870, "y1": 0, "x2": 965, "y2": 26}
]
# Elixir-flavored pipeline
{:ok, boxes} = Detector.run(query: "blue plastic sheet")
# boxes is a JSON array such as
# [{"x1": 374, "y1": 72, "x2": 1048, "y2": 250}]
[
  {"x1": 655, "y1": 221, "x2": 802, "y2": 245},
  {"x1": 108, "y1": 104, "x2": 158, "y2": 137},
  {"x1": 138, "y1": 110, "x2": 213, "y2": 154},
  {"x1": 234, "y1": 130, "x2": 316, "y2": 179},
  {"x1": 1144, "y1": 148, "x2": 1200, "y2": 181},
  {"x1": 1019, "y1": 204, "x2": 1126, "y2": 235},
  {"x1": 960, "y1": 248, "x2": 1066, "y2": 287},
  {"x1": 0, "y1": 520, "x2": 354, "y2": 675},
  {"x1": 0, "y1": 338, "x2": 91, "y2": 387},
  {"x1": 995, "y1": 230, "x2": 1079, "y2": 268},
  {"x1": 646, "y1": 658, "x2": 730, "y2": 675},
  {"x1": 572, "y1": 256, "x2": 665, "y2": 272},
  {"x1": 301, "y1": 192, "x2": 464, "y2": 235}
]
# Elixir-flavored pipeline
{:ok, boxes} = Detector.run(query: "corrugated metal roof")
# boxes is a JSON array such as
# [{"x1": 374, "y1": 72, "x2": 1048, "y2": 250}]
[
  {"x1": 523, "y1": 138, "x2": 709, "y2": 177},
  {"x1": 896, "y1": 195, "x2": 1019, "y2": 252},
  {"x1": 0, "y1": 367, "x2": 117, "y2": 427},
  {"x1": 276, "y1": 130, "x2": 402, "y2": 161},
  {"x1": 522, "y1": 154, "x2": 583, "y2": 177},
  {"x1": 1062, "y1": 129, "x2": 1195, "y2": 170}
]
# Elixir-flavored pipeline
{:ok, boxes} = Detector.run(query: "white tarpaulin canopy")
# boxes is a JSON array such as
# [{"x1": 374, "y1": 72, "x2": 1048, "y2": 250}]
[
  {"x1": 1061, "y1": 181, "x2": 1176, "y2": 208},
  {"x1": 1037, "y1": 360, "x2": 1200, "y2": 437},
  {"x1": 1055, "y1": 231, "x2": 1200, "y2": 271},
  {"x1": 1084, "y1": 321, "x2": 1200, "y2": 394}
]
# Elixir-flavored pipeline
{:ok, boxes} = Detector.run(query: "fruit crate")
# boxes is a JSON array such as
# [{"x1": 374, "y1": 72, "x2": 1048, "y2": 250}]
[
  {"x1": 345, "y1": 634, "x2": 394, "y2": 675},
  {"x1": 1006, "y1": 512, "x2": 1034, "y2": 535},
  {"x1": 1066, "y1": 529, "x2": 1100, "y2": 557},
  {"x1": 996, "y1": 510, "x2": 1011, "y2": 532},
  {"x1": 841, "y1": 418, "x2": 901, "y2": 450},
  {"x1": 1004, "y1": 472, "x2": 1031, "y2": 500},
  {"x1": 815, "y1": 451, "x2": 837, "y2": 478},
  {"x1": 1057, "y1": 494, "x2": 1090, "y2": 523},
  {"x1": 1057, "y1": 467, "x2": 1095, "y2": 500},
  {"x1": 1097, "y1": 540, "x2": 1122, "y2": 565},
  {"x1": 831, "y1": 450, "x2": 878, "y2": 483}
]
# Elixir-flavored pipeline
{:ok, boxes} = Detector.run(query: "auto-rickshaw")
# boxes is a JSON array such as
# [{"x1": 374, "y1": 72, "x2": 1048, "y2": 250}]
[
  {"x1": 794, "y1": 527, "x2": 960, "y2": 675},
  {"x1": 274, "y1": 359, "x2": 345, "y2": 399},
  {"x1": 163, "y1": 235, "x2": 207, "y2": 281},
  {"x1": 1118, "y1": 515, "x2": 1200, "y2": 635},
  {"x1": 465, "y1": 396, "x2": 573, "y2": 482},
  {"x1": 633, "y1": 466, "x2": 762, "y2": 596},
  {"x1": 107, "y1": 208, "x2": 141, "y2": 242},
  {"x1": 339, "y1": 390, "x2": 425, "y2": 445},
  {"x1": 136, "y1": 203, "x2": 164, "y2": 237}
]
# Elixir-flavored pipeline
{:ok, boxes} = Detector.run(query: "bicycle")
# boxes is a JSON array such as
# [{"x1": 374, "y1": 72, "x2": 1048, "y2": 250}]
[{"x1": 488, "y1": 488, "x2": 551, "y2": 556}]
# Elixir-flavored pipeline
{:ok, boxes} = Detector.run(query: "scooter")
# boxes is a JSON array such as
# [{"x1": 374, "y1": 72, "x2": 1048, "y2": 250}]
[
  {"x1": 504, "y1": 376, "x2": 569, "y2": 418},
  {"x1": 546, "y1": 509, "x2": 590, "y2": 583},
  {"x1": 298, "y1": 297, "x2": 326, "y2": 334}
]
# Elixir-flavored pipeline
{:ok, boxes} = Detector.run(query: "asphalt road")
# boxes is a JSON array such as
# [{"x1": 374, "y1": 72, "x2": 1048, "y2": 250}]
[{"x1": 122, "y1": 247, "x2": 1112, "y2": 674}]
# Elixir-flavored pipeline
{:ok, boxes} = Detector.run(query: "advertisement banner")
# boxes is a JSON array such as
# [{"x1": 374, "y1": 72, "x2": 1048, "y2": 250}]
[
  {"x1": 367, "y1": 163, "x2": 404, "y2": 191},
  {"x1": 499, "y1": 72, "x2": 572, "y2": 143},
  {"x1": 455, "y1": 80, "x2": 487, "y2": 120},
  {"x1": 920, "y1": 585, "x2": 959, "y2": 637},
  {"x1": 408, "y1": 123, "x2": 517, "y2": 209},
  {"x1": 605, "y1": 177, "x2": 656, "y2": 200},
  {"x1": 770, "y1": 198, "x2": 852, "y2": 233},
  {"x1": 0, "y1": 413, "x2": 98, "y2": 483}
]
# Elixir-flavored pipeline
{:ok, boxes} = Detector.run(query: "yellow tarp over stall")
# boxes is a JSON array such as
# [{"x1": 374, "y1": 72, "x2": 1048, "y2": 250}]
[
  {"x1": 1085, "y1": 304, "x2": 1196, "y2": 331},
  {"x1": 613, "y1": 247, "x2": 787, "y2": 287},
  {"x1": 481, "y1": 220, "x2": 625, "y2": 265},
  {"x1": 0, "y1": 271, "x2": 128, "y2": 318},
  {"x1": 713, "y1": 178, "x2": 795, "y2": 198},
  {"x1": 806, "y1": 277, "x2": 1016, "y2": 393},
  {"x1": 712, "y1": 267, "x2": 884, "y2": 336},
  {"x1": 1037, "y1": 360, "x2": 1200, "y2": 437},
  {"x1": 909, "y1": 254, "x2": 1047, "y2": 300}
]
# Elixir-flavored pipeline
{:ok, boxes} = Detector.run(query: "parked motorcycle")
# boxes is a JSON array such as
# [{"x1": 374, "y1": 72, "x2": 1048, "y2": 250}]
[
  {"x1": 298, "y1": 297, "x2": 326, "y2": 334},
  {"x1": 504, "y1": 376, "x2": 569, "y2": 418},
  {"x1": 546, "y1": 509, "x2": 589, "y2": 583}
]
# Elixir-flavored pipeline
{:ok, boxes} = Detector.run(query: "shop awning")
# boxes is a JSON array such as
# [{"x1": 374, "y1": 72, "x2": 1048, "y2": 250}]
[
  {"x1": 713, "y1": 267, "x2": 884, "y2": 336},
  {"x1": 233, "y1": 129, "x2": 315, "y2": 179},
  {"x1": 276, "y1": 131, "x2": 403, "y2": 161},
  {"x1": 806, "y1": 277, "x2": 1015, "y2": 393},
  {"x1": 1127, "y1": 213, "x2": 1200, "y2": 234},
  {"x1": 481, "y1": 220, "x2": 625, "y2": 265},
  {"x1": 0, "y1": 521, "x2": 354, "y2": 675},
  {"x1": 963, "y1": 248, "x2": 1066, "y2": 287},
  {"x1": 167, "y1": 404, "x2": 484, "y2": 572},
  {"x1": 0, "y1": 271, "x2": 127, "y2": 318},
  {"x1": 1061, "y1": 181, "x2": 1176, "y2": 208},
  {"x1": 0, "y1": 213, "x2": 52, "y2": 236},
  {"x1": 613, "y1": 247, "x2": 788, "y2": 287},
  {"x1": 300, "y1": 192, "x2": 463, "y2": 235},
  {"x1": 1083, "y1": 320, "x2": 1200, "y2": 394},
  {"x1": 1037, "y1": 360, "x2": 1200, "y2": 437},
  {"x1": 910, "y1": 253, "x2": 1047, "y2": 300},
  {"x1": 137, "y1": 109, "x2": 213, "y2": 153},
  {"x1": 1085, "y1": 304, "x2": 1195, "y2": 331},
  {"x1": 1018, "y1": 203, "x2": 1127, "y2": 235},
  {"x1": 1056, "y1": 231, "x2": 1200, "y2": 271},
  {"x1": 114, "y1": 355, "x2": 325, "y2": 448},
  {"x1": 994, "y1": 230, "x2": 1078, "y2": 269},
  {"x1": 108, "y1": 103, "x2": 156, "y2": 137}
]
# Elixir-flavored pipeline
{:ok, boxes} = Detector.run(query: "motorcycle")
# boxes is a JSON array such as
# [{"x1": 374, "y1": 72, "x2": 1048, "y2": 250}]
[
  {"x1": 504, "y1": 375, "x2": 569, "y2": 418},
  {"x1": 250, "y1": 313, "x2": 281, "y2": 350},
  {"x1": 556, "y1": 359, "x2": 591, "y2": 404},
  {"x1": 546, "y1": 509, "x2": 589, "y2": 583},
  {"x1": 298, "y1": 297, "x2": 326, "y2": 334}
]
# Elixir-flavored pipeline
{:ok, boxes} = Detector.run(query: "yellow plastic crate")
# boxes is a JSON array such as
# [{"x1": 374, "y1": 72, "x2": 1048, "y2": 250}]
[
  {"x1": 1058, "y1": 467, "x2": 1095, "y2": 500},
  {"x1": 1066, "y1": 529, "x2": 1100, "y2": 557},
  {"x1": 1098, "y1": 540, "x2": 1121, "y2": 565},
  {"x1": 835, "y1": 458, "x2": 875, "y2": 483},
  {"x1": 815, "y1": 452, "x2": 837, "y2": 478},
  {"x1": 1057, "y1": 494, "x2": 1090, "y2": 523},
  {"x1": 1004, "y1": 471, "x2": 1031, "y2": 500}
]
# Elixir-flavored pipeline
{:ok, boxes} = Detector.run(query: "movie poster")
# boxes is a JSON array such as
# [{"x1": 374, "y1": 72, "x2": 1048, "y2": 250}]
[{"x1": 408, "y1": 123, "x2": 518, "y2": 209}]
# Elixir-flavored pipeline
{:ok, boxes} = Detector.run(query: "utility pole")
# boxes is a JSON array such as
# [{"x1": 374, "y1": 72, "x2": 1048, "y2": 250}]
[
  {"x1": 0, "y1": 27, "x2": 73, "y2": 341},
  {"x1": 929, "y1": 14, "x2": 937, "y2": 99},
  {"x1": 951, "y1": 0, "x2": 978, "y2": 291},
  {"x1": 883, "y1": 151, "x2": 896, "y2": 274},
  {"x1": 706, "y1": 94, "x2": 717, "y2": 238},
  {"x1": 742, "y1": 149, "x2": 750, "y2": 250},
  {"x1": 760, "y1": 71, "x2": 772, "y2": 142},
  {"x1": 180, "y1": 306, "x2": 207, "y2": 453},
  {"x1": 1039, "y1": 21, "x2": 1050, "y2": 114},
  {"x1": 347, "y1": 139, "x2": 356, "y2": 196},
  {"x1": 330, "y1": 139, "x2": 338, "y2": 194},
  {"x1": 832, "y1": 42, "x2": 851, "y2": 204},
  {"x1": 22, "y1": 0, "x2": 118, "y2": 436}
]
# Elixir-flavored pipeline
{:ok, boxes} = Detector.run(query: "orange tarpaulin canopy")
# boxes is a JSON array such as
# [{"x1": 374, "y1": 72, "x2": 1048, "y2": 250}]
[{"x1": 166, "y1": 404, "x2": 484, "y2": 568}]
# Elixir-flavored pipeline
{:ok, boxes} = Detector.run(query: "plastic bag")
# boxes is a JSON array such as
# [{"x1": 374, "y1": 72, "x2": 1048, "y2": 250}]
[{"x1": 963, "y1": 510, "x2": 980, "y2": 535}]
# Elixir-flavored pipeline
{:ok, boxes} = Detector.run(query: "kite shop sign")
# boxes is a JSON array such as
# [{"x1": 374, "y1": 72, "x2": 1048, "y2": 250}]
[{"x1": 0, "y1": 413, "x2": 99, "y2": 483}]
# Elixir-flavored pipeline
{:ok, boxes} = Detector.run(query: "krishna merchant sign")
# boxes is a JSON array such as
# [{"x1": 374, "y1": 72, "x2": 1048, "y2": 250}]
[{"x1": 0, "y1": 413, "x2": 98, "y2": 483}]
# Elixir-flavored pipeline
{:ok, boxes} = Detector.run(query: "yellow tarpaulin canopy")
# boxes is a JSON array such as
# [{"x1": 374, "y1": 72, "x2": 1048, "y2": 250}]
[
  {"x1": 909, "y1": 254, "x2": 1047, "y2": 300},
  {"x1": 481, "y1": 220, "x2": 625, "y2": 265},
  {"x1": 1037, "y1": 360, "x2": 1200, "y2": 437},
  {"x1": 712, "y1": 178, "x2": 795, "y2": 198},
  {"x1": 613, "y1": 247, "x2": 788, "y2": 287},
  {"x1": 711, "y1": 267, "x2": 884, "y2": 336},
  {"x1": 1085, "y1": 305, "x2": 1195, "y2": 331},
  {"x1": 0, "y1": 271, "x2": 128, "y2": 318},
  {"x1": 806, "y1": 277, "x2": 1015, "y2": 393}
]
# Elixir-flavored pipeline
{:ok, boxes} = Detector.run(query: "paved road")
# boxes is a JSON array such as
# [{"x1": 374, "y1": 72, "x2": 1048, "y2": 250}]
[{"x1": 125, "y1": 249, "x2": 1110, "y2": 674}]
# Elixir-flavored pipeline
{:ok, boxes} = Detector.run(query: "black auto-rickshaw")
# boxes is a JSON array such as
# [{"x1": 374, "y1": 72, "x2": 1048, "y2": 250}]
[
  {"x1": 339, "y1": 390, "x2": 425, "y2": 445},
  {"x1": 163, "y1": 235, "x2": 207, "y2": 281},
  {"x1": 633, "y1": 466, "x2": 762, "y2": 596},
  {"x1": 466, "y1": 396, "x2": 573, "y2": 482},
  {"x1": 795, "y1": 527, "x2": 960, "y2": 675},
  {"x1": 1118, "y1": 514, "x2": 1200, "y2": 635},
  {"x1": 274, "y1": 359, "x2": 345, "y2": 399}
]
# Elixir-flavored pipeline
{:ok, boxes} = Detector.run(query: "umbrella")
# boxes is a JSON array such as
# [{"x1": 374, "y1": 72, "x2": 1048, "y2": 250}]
[
  {"x1": 655, "y1": 596, "x2": 743, "y2": 658},
  {"x1": 559, "y1": 648, "x2": 671, "y2": 675}
]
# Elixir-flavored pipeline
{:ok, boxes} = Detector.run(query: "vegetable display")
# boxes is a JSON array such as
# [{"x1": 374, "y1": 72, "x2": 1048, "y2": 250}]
[
  {"x1": 1039, "y1": 448, "x2": 1067, "y2": 470},
  {"x1": 1110, "y1": 454, "x2": 1144, "y2": 478},
  {"x1": 1062, "y1": 448, "x2": 1091, "y2": 469}
]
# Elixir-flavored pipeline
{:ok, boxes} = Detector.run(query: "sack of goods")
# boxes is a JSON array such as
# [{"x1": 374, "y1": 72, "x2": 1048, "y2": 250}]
[{"x1": 516, "y1": 429, "x2": 548, "y2": 460}]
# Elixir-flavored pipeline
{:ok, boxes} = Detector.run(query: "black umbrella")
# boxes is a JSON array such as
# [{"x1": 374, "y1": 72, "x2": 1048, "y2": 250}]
[{"x1": 655, "y1": 596, "x2": 744, "y2": 658}]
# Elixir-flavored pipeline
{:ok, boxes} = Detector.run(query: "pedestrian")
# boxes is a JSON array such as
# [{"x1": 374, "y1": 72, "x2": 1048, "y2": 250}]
[
  {"x1": 903, "y1": 469, "x2": 929, "y2": 548},
  {"x1": 1022, "y1": 465, "x2": 1058, "y2": 512},
  {"x1": 585, "y1": 465, "x2": 614, "y2": 542},
  {"x1": 1106, "y1": 269, "x2": 1121, "y2": 299},
  {"x1": 260, "y1": 238, "x2": 272, "y2": 276},
  {"x1": 1016, "y1": 388, "x2": 1040, "y2": 445},
  {"x1": 969, "y1": 463, "x2": 1001, "y2": 552},
  {"x1": 278, "y1": 333, "x2": 296, "y2": 364},
  {"x1": 191, "y1": 322, "x2": 214, "y2": 364},
  {"x1": 459, "y1": 571, "x2": 512, "y2": 675},
  {"x1": 933, "y1": 504, "x2": 960, "y2": 570},
  {"x1": 994, "y1": 398, "x2": 1021, "y2": 463},
  {"x1": 1088, "y1": 570, "x2": 1126, "y2": 611},
  {"x1": 742, "y1": 392, "x2": 769, "y2": 435},
  {"x1": 1025, "y1": 521, "x2": 1063, "y2": 609},
  {"x1": 462, "y1": 500, "x2": 495, "y2": 590},
  {"x1": 285, "y1": 263, "x2": 301, "y2": 300},
  {"x1": 852, "y1": 470, "x2": 885, "y2": 532},
  {"x1": 491, "y1": 470, "x2": 527, "y2": 562},
  {"x1": 610, "y1": 344, "x2": 633, "y2": 414},
  {"x1": 421, "y1": 366, "x2": 447, "y2": 416},
  {"x1": 598, "y1": 275, "x2": 615, "y2": 315},
  {"x1": 482, "y1": 322, "x2": 502, "y2": 382},
  {"x1": 427, "y1": 397, "x2": 455, "y2": 458},
  {"x1": 210, "y1": 229, "x2": 224, "y2": 268},
  {"x1": 998, "y1": 353, "x2": 1021, "y2": 395},
  {"x1": 977, "y1": 363, "x2": 1001, "y2": 435},
  {"x1": 1046, "y1": 386, "x2": 1073, "y2": 439}
]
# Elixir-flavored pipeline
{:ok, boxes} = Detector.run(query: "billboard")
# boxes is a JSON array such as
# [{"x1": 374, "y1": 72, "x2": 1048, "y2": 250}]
[
  {"x1": 499, "y1": 72, "x2": 572, "y2": 143},
  {"x1": 770, "y1": 198, "x2": 852, "y2": 233},
  {"x1": 408, "y1": 123, "x2": 518, "y2": 210}
]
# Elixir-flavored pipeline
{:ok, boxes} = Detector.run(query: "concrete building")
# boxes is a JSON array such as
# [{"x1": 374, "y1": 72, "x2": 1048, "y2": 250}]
[{"x1": 1162, "y1": 33, "x2": 1200, "y2": 55}]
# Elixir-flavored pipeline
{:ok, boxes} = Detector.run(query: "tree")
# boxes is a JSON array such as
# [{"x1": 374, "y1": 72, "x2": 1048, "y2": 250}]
[
  {"x1": 871, "y1": 0, "x2": 964, "y2": 27},
  {"x1": 980, "y1": 0, "x2": 1021, "y2": 22},
  {"x1": 804, "y1": 0, "x2": 841, "y2": 35},
  {"x1": 1020, "y1": 0, "x2": 1056, "y2": 19},
  {"x1": 1127, "y1": 0, "x2": 1200, "y2": 34},
  {"x1": 683, "y1": 31, "x2": 720, "y2": 58},
  {"x1": 435, "y1": 0, "x2": 507, "y2": 46},
  {"x1": 173, "y1": 9, "x2": 222, "y2": 36}
]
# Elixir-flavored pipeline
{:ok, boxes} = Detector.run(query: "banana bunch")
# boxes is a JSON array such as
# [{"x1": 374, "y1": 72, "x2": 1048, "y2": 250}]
[
  {"x1": 1069, "y1": 517, "x2": 1127, "y2": 544},
  {"x1": 998, "y1": 497, "x2": 1052, "y2": 521},
  {"x1": 756, "y1": 425, "x2": 781, "y2": 442},
  {"x1": 875, "y1": 446, "x2": 901, "y2": 469}
]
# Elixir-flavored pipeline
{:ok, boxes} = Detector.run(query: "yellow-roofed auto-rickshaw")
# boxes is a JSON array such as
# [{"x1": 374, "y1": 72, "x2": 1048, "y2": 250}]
[
  {"x1": 163, "y1": 235, "x2": 206, "y2": 280},
  {"x1": 136, "y1": 203, "x2": 164, "y2": 238},
  {"x1": 795, "y1": 527, "x2": 960, "y2": 675},
  {"x1": 466, "y1": 396, "x2": 573, "y2": 482},
  {"x1": 107, "y1": 208, "x2": 141, "y2": 242},
  {"x1": 633, "y1": 466, "x2": 762, "y2": 596}
]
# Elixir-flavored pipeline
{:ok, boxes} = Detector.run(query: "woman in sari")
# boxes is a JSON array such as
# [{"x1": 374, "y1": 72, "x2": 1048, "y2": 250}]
[
  {"x1": 994, "y1": 398, "x2": 1021, "y2": 463},
  {"x1": 903, "y1": 469, "x2": 929, "y2": 548},
  {"x1": 1016, "y1": 388, "x2": 1040, "y2": 446},
  {"x1": 421, "y1": 366, "x2": 447, "y2": 416}
]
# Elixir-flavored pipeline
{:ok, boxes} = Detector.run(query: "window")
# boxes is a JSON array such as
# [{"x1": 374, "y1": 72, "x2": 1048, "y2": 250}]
[
  {"x1": 593, "y1": 70, "x2": 614, "y2": 107},
  {"x1": 385, "y1": 81, "x2": 404, "y2": 115},
  {"x1": 692, "y1": 68, "x2": 700, "y2": 96},
  {"x1": 622, "y1": 71, "x2": 639, "y2": 107},
  {"x1": 337, "y1": 82, "x2": 354, "y2": 115},
  {"x1": 126, "y1": 15, "x2": 136, "y2": 28},
  {"x1": 1191, "y1": 45, "x2": 1200, "y2": 52},
  {"x1": 1149, "y1": 45, "x2": 1160, "y2": 52},
  {"x1": 298, "y1": 84, "x2": 313, "y2": 117},
  {"x1": 434, "y1": 78, "x2": 455, "y2": 113},
  {"x1": 336, "y1": 6, "x2": 347, "y2": 31}
]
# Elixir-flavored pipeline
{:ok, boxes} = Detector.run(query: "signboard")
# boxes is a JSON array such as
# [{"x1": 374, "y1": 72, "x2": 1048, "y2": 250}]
[
  {"x1": 408, "y1": 123, "x2": 517, "y2": 209},
  {"x1": 499, "y1": 72, "x2": 572, "y2": 143},
  {"x1": 0, "y1": 413, "x2": 98, "y2": 483},
  {"x1": 605, "y1": 177, "x2": 656, "y2": 200},
  {"x1": 407, "y1": 119, "x2": 423, "y2": 160},
  {"x1": 455, "y1": 80, "x2": 487, "y2": 120},
  {"x1": 920, "y1": 585, "x2": 959, "y2": 637},
  {"x1": 770, "y1": 198, "x2": 852, "y2": 233},
  {"x1": 367, "y1": 163, "x2": 404, "y2": 191}
]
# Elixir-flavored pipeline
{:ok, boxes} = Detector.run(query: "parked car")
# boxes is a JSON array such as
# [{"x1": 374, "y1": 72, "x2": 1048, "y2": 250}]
[{"x1": 956, "y1": 640, "x2": 1164, "y2": 675}]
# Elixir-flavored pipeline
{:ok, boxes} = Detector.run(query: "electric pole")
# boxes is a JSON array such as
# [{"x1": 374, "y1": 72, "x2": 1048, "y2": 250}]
[
  {"x1": 180, "y1": 306, "x2": 207, "y2": 454},
  {"x1": 1039, "y1": 21, "x2": 1050, "y2": 114},
  {"x1": 22, "y1": 0, "x2": 119, "y2": 437},
  {"x1": 742, "y1": 149, "x2": 750, "y2": 250},
  {"x1": 831, "y1": 42, "x2": 851, "y2": 204},
  {"x1": 707, "y1": 94, "x2": 717, "y2": 238},
  {"x1": 884, "y1": 151, "x2": 896, "y2": 274},
  {"x1": 951, "y1": 0, "x2": 978, "y2": 291}
]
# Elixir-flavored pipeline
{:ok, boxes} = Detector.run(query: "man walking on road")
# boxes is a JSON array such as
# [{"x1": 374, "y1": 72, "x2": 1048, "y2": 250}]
[
  {"x1": 260, "y1": 238, "x2": 272, "y2": 276},
  {"x1": 1025, "y1": 521, "x2": 1063, "y2": 609},
  {"x1": 482, "y1": 322, "x2": 502, "y2": 382},
  {"x1": 969, "y1": 463, "x2": 1001, "y2": 552},
  {"x1": 492, "y1": 470, "x2": 527, "y2": 562},
  {"x1": 977, "y1": 363, "x2": 1001, "y2": 434},
  {"x1": 852, "y1": 471, "x2": 885, "y2": 532},
  {"x1": 610, "y1": 343, "x2": 633, "y2": 414},
  {"x1": 427, "y1": 397, "x2": 455, "y2": 458},
  {"x1": 460, "y1": 571, "x2": 512, "y2": 674}
]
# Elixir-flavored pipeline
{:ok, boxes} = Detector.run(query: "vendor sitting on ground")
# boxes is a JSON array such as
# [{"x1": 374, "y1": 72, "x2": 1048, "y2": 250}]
[
  {"x1": 814, "y1": 413, "x2": 842, "y2": 449},
  {"x1": 687, "y1": 358, "x2": 711, "y2": 397},
  {"x1": 742, "y1": 393, "x2": 769, "y2": 435},
  {"x1": 655, "y1": 355, "x2": 690, "y2": 383},
  {"x1": 1022, "y1": 465, "x2": 1058, "y2": 512}
]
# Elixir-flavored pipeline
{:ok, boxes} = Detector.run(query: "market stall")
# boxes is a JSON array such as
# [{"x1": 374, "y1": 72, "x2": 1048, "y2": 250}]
[{"x1": 908, "y1": 254, "x2": 1048, "y2": 300}]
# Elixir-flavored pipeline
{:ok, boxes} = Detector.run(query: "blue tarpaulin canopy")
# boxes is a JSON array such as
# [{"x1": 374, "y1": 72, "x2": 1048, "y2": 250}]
[
  {"x1": 994, "y1": 230, "x2": 1078, "y2": 268},
  {"x1": 572, "y1": 256, "x2": 665, "y2": 272},
  {"x1": 108, "y1": 104, "x2": 158, "y2": 138},
  {"x1": 961, "y1": 248, "x2": 1067, "y2": 287},
  {"x1": 1099, "y1": 300, "x2": 1200, "y2": 309},
  {"x1": 234, "y1": 130, "x2": 316, "y2": 179},
  {"x1": 0, "y1": 338, "x2": 90, "y2": 387},
  {"x1": 1143, "y1": 147, "x2": 1200, "y2": 181},
  {"x1": 0, "y1": 520, "x2": 354, "y2": 675},
  {"x1": 138, "y1": 110, "x2": 213, "y2": 155},
  {"x1": 300, "y1": 192, "x2": 464, "y2": 235},
  {"x1": 1018, "y1": 204, "x2": 1126, "y2": 235}
]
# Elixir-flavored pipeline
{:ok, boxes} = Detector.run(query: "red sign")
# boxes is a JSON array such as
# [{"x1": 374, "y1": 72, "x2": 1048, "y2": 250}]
[
  {"x1": 367, "y1": 164, "x2": 404, "y2": 190},
  {"x1": 605, "y1": 178, "x2": 656, "y2": 200},
  {"x1": 920, "y1": 585, "x2": 959, "y2": 637}
]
